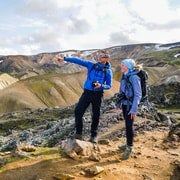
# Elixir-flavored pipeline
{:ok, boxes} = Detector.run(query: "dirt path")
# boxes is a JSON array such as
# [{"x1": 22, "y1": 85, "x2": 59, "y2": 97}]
[{"x1": 0, "y1": 128, "x2": 179, "y2": 180}]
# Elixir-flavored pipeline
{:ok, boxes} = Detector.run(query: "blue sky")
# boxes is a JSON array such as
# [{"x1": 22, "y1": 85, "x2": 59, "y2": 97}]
[{"x1": 0, "y1": 0, "x2": 179, "y2": 55}]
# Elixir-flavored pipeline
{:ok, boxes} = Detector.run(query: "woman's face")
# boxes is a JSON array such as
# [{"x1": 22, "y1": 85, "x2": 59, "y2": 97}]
[{"x1": 120, "y1": 63, "x2": 129, "y2": 73}]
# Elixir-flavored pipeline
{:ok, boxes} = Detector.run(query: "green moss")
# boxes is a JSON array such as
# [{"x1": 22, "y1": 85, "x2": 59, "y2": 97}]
[
  {"x1": 143, "y1": 48, "x2": 180, "y2": 66},
  {"x1": 28, "y1": 147, "x2": 59, "y2": 156}
]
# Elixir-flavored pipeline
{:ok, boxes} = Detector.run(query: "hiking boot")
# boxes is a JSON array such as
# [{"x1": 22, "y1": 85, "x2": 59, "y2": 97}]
[
  {"x1": 120, "y1": 146, "x2": 133, "y2": 160},
  {"x1": 74, "y1": 134, "x2": 82, "y2": 140},
  {"x1": 89, "y1": 136, "x2": 98, "y2": 144},
  {"x1": 118, "y1": 144, "x2": 127, "y2": 151}
]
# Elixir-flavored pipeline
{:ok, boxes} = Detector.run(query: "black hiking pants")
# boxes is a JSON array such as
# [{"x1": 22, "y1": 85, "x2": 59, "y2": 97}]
[
  {"x1": 74, "y1": 89, "x2": 103, "y2": 137},
  {"x1": 122, "y1": 104, "x2": 134, "y2": 147}
]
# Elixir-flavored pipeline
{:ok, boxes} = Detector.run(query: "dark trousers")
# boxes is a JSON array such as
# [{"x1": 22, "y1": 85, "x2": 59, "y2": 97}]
[
  {"x1": 74, "y1": 89, "x2": 103, "y2": 137},
  {"x1": 122, "y1": 105, "x2": 134, "y2": 146}
]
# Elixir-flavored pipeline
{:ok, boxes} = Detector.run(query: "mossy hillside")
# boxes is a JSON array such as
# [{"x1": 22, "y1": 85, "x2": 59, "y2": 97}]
[
  {"x1": 143, "y1": 48, "x2": 180, "y2": 65},
  {"x1": 27, "y1": 76, "x2": 56, "y2": 107},
  {"x1": 0, "y1": 46, "x2": 179, "y2": 115},
  {"x1": 0, "y1": 97, "x2": 33, "y2": 115},
  {"x1": 25, "y1": 72, "x2": 84, "y2": 107},
  {"x1": 107, "y1": 47, "x2": 180, "y2": 82}
]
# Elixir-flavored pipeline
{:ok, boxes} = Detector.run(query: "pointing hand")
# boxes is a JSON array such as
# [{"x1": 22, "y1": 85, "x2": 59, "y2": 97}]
[{"x1": 56, "y1": 56, "x2": 64, "y2": 62}]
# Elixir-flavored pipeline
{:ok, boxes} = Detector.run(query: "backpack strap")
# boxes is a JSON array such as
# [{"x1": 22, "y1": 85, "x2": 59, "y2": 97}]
[
  {"x1": 90, "y1": 63, "x2": 107, "y2": 83},
  {"x1": 92, "y1": 63, "x2": 107, "y2": 72},
  {"x1": 121, "y1": 74, "x2": 133, "y2": 102}
]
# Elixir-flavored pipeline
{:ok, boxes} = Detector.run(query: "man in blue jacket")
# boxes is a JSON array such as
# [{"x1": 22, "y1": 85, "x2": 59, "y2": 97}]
[{"x1": 57, "y1": 50, "x2": 113, "y2": 143}]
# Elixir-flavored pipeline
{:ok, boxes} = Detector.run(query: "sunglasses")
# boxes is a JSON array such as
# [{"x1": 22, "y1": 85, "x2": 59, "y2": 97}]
[{"x1": 98, "y1": 55, "x2": 109, "y2": 59}]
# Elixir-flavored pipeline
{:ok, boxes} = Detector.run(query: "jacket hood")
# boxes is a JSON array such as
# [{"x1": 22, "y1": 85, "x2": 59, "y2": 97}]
[{"x1": 97, "y1": 61, "x2": 111, "y2": 70}]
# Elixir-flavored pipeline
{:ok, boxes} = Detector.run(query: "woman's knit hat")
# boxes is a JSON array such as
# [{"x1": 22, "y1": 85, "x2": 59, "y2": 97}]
[{"x1": 122, "y1": 59, "x2": 135, "y2": 70}]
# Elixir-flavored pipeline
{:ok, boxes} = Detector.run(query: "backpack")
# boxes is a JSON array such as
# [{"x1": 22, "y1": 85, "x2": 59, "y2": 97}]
[
  {"x1": 123, "y1": 69, "x2": 148, "y2": 102},
  {"x1": 136, "y1": 69, "x2": 148, "y2": 100}
]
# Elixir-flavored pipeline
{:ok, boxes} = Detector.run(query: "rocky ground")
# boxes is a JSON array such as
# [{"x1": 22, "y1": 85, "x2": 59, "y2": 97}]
[
  {"x1": 0, "y1": 97, "x2": 179, "y2": 180},
  {"x1": 0, "y1": 121, "x2": 179, "y2": 180}
]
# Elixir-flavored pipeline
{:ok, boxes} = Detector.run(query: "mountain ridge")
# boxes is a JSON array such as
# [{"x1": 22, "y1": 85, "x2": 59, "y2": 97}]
[{"x1": 0, "y1": 42, "x2": 179, "y2": 114}]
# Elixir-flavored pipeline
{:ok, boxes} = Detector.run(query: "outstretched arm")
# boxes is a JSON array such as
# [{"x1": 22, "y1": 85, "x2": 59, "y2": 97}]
[{"x1": 56, "y1": 55, "x2": 93, "y2": 68}]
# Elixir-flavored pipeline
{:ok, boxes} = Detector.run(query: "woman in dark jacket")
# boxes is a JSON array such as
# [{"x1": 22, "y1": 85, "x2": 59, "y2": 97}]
[{"x1": 116, "y1": 59, "x2": 142, "y2": 160}]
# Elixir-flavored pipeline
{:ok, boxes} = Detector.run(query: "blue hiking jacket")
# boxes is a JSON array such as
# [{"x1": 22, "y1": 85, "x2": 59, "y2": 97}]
[
  {"x1": 64, "y1": 57, "x2": 113, "y2": 91},
  {"x1": 119, "y1": 71, "x2": 142, "y2": 114}
]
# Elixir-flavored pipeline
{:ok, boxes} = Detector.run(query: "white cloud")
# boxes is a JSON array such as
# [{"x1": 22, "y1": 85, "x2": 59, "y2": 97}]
[
  {"x1": 130, "y1": 0, "x2": 169, "y2": 22},
  {"x1": 0, "y1": 0, "x2": 179, "y2": 55}
]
